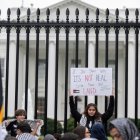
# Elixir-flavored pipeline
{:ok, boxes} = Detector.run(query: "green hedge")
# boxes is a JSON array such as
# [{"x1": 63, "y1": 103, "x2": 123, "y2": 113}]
[
  {"x1": 40, "y1": 118, "x2": 63, "y2": 135},
  {"x1": 67, "y1": 116, "x2": 75, "y2": 132},
  {"x1": 129, "y1": 118, "x2": 140, "y2": 131},
  {"x1": 39, "y1": 116, "x2": 140, "y2": 135}
]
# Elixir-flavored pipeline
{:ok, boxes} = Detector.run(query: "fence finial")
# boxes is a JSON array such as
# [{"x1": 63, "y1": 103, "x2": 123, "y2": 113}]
[
  {"x1": 85, "y1": 8, "x2": 89, "y2": 16},
  {"x1": 75, "y1": 8, "x2": 79, "y2": 22},
  {"x1": 36, "y1": 8, "x2": 40, "y2": 16},
  {"x1": 36, "y1": 8, "x2": 40, "y2": 22},
  {"x1": 7, "y1": 8, "x2": 11, "y2": 21},
  {"x1": 66, "y1": 8, "x2": 70, "y2": 16},
  {"x1": 135, "y1": 9, "x2": 139, "y2": 22},
  {"x1": 75, "y1": 8, "x2": 79, "y2": 16},
  {"x1": 46, "y1": 8, "x2": 50, "y2": 16},
  {"x1": 115, "y1": 8, "x2": 119, "y2": 22},
  {"x1": 135, "y1": 9, "x2": 139, "y2": 16},
  {"x1": 106, "y1": 8, "x2": 109, "y2": 16},
  {"x1": 125, "y1": 8, "x2": 129, "y2": 22},
  {"x1": 27, "y1": 8, "x2": 30, "y2": 22},
  {"x1": 96, "y1": 8, "x2": 99, "y2": 22},
  {"x1": 85, "y1": 8, "x2": 89, "y2": 23},
  {"x1": 115, "y1": 8, "x2": 119, "y2": 16},
  {"x1": 106, "y1": 8, "x2": 109, "y2": 22},
  {"x1": 96, "y1": 8, "x2": 99, "y2": 16},
  {"x1": 17, "y1": 8, "x2": 21, "y2": 16},
  {"x1": 27, "y1": 8, "x2": 31, "y2": 16},
  {"x1": 125, "y1": 8, "x2": 129, "y2": 16},
  {"x1": 17, "y1": 8, "x2": 20, "y2": 23},
  {"x1": 7, "y1": 8, "x2": 11, "y2": 17},
  {"x1": 56, "y1": 8, "x2": 60, "y2": 16},
  {"x1": 46, "y1": 8, "x2": 50, "y2": 22},
  {"x1": 66, "y1": 8, "x2": 69, "y2": 22},
  {"x1": 56, "y1": 8, "x2": 60, "y2": 22}
]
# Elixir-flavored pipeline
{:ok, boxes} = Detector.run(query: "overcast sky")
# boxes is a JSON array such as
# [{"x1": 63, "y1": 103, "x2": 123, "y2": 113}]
[{"x1": 0, "y1": 0, "x2": 140, "y2": 18}]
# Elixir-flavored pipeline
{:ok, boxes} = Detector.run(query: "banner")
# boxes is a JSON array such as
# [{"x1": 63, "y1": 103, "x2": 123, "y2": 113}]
[{"x1": 71, "y1": 68, "x2": 112, "y2": 96}]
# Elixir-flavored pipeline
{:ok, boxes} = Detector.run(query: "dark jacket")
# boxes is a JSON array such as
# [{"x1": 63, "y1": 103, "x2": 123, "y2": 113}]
[
  {"x1": 91, "y1": 122, "x2": 108, "y2": 140},
  {"x1": 69, "y1": 95, "x2": 114, "y2": 126},
  {"x1": 6, "y1": 120, "x2": 18, "y2": 137}
]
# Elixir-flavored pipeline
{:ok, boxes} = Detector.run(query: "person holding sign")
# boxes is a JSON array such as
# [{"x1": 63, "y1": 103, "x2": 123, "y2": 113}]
[{"x1": 69, "y1": 94, "x2": 114, "y2": 139}]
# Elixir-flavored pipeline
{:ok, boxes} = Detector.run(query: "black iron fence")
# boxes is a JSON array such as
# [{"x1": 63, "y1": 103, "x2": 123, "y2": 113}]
[{"x1": 0, "y1": 8, "x2": 139, "y2": 133}]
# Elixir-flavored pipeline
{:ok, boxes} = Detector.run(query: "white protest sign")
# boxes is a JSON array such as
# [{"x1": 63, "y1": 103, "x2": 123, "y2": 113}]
[{"x1": 70, "y1": 68, "x2": 112, "y2": 96}]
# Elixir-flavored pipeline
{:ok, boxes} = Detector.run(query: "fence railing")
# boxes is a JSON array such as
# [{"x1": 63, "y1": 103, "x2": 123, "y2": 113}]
[{"x1": 0, "y1": 8, "x2": 139, "y2": 133}]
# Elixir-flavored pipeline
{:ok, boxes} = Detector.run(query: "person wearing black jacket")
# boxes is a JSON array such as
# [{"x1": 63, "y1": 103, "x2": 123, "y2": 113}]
[
  {"x1": 69, "y1": 95, "x2": 114, "y2": 139},
  {"x1": 6, "y1": 109, "x2": 26, "y2": 137}
]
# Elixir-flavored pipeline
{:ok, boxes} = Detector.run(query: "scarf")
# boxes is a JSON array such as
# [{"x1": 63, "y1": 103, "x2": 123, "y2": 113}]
[{"x1": 79, "y1": 115, "x2": 93, "y2": 129}]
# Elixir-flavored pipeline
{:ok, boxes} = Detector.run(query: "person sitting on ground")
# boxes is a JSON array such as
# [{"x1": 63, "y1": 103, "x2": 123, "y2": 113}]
[
  {"x1": 6, "y1": 109, "x2": 41, "y2": 137},
  {"x1": 16, "y1": 121, "x2": 37, "y2": 140},
  {"x1": 91, "y1": 121, "x2": 107, "y2": 140},
  {"x1": 44, "y1": 134, "x2": 56, "y2": 140},
  {"x1": 6, "y1": 109, "x2": 27, "y2": 137},
  {"x1": 53, "y1": 133, "x2": 61, "y2": 140},
  {"x1": 69, "y1": 93, "x2": 114, "y2": 138},
  {"x1": 4, "y1": 135, "x2": 17, "y2": 140},
  {"x1": 73, "y1": 126, "x2": 91, "y2": 139},
  {"x1": 61, "y1": 132, "x2": 80, "y2": 140},
  {"x1": 108, "y1": 118, "x2": 140, "y2": 140}
]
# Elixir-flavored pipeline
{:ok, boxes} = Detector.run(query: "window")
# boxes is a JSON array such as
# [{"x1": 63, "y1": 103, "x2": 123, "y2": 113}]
[
  {"x1": 71, "y1": 59, "x2": 81, "y2": 67},
  {"x1": 38, "y1": 60, "x2": 46, "y2": 79},
  {"x1": 108, "y1": 60, "x2": 115, "y2": 81},
  {"x1": 0, "y1": 58, "x2": 5, "y2": 78},
  {"x1": 37, "y1": 97, "x2": 45, "y2": 118}
]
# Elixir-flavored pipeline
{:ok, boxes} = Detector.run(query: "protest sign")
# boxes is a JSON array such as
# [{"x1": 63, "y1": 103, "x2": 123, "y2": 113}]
[{"x1": 71, "y1": 68, "x2": 112, "y2": 96}]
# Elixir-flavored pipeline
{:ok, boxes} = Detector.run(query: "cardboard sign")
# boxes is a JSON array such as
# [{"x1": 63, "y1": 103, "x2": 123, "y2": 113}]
[{"x1": 71, "y1": 68, "x2": 112, "y2": 96}]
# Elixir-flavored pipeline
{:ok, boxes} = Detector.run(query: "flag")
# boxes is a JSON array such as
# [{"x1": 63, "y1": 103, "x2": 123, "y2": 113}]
[{"x1": 0, "y1": 63, "x2": 3, "y2": 124}]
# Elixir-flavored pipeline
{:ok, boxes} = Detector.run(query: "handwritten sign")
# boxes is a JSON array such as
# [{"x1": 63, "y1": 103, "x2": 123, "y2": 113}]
[{"x1": 71, "y1": 68, "x2": 112, "y2": 96}]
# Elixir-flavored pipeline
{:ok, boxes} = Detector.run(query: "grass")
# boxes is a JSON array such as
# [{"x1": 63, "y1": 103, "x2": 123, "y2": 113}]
[{"x1": 107, "y1": 136, "x2": 113, "y2": 140}]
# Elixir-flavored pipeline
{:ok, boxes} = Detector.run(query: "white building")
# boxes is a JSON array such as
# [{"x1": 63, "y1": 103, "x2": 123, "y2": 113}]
[{"x1": 0, "y1": 0, "x2": 140, "y2": 121}]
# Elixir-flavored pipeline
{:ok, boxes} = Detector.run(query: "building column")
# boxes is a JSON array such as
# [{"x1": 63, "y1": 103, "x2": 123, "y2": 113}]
[
  {"x1": 88, "y1": 41, "x2": 95, "y2": 68},
  {"x1": 138, "y1": 45, "x2": 140, "y2": 118},
  {"x1": 8, "y1": 41, "x2": 16, "y2": 117},
  {"x1": 18, "y1": 46, "x2": 24, "y2": 109},
  {"x1": 128, "y1": 42, "x2": 135, "y2": 118},
  {"x1": 47, "y1": 41, "x2": 56, "y2": 118},
  {"x1": 87, "y1": 41, "x2": 95, "y2": 104}
]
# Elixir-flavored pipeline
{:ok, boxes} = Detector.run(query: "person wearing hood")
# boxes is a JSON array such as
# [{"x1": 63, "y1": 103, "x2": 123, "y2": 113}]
[
  {"x1": 91, "y1": 122, "x2": 108, "y2": 140},
  {"x1": 109, "y1": 118, "x2": 140, "y2": 140}
]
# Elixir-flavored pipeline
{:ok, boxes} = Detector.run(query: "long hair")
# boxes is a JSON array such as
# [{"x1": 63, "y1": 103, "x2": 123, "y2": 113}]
[
  {"x1": 73, "y1": 126, "x2": 85, "y2": 139},
  {"x1": 83, "y1": 103, "x2": 101, "y2": 120}
]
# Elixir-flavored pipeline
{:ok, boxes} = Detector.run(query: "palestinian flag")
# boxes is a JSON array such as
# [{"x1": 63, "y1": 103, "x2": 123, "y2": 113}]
[{"x1": 0, "y1": 63, "x2": 3, "y2": 124}]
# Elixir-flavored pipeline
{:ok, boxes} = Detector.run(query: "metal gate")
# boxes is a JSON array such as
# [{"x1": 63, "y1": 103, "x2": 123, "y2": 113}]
[{"x1": 0, "y1": 7, "x2": 139, "y2": 133}]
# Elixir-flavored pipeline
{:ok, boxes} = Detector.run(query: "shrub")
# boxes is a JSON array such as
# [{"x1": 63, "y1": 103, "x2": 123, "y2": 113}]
[
  {"x1": 129, "y1": 118, "x2": 140, "y2": 131},
  {"x1": 67, "y1": 116, "x2": 75, "y2": 132},
  {"x1": 41, "y1": 118, "x2": 63, "y2": 135}
]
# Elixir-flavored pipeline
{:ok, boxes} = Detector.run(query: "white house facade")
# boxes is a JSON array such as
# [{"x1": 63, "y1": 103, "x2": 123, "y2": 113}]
[{"x1": 0, "y1": 0, "x2": 140, "y2": 122}]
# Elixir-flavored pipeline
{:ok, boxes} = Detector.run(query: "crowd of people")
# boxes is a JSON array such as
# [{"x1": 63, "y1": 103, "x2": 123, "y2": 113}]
[{"x1": 0, "y1": 94, "x2": 140, "y2": 140}]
